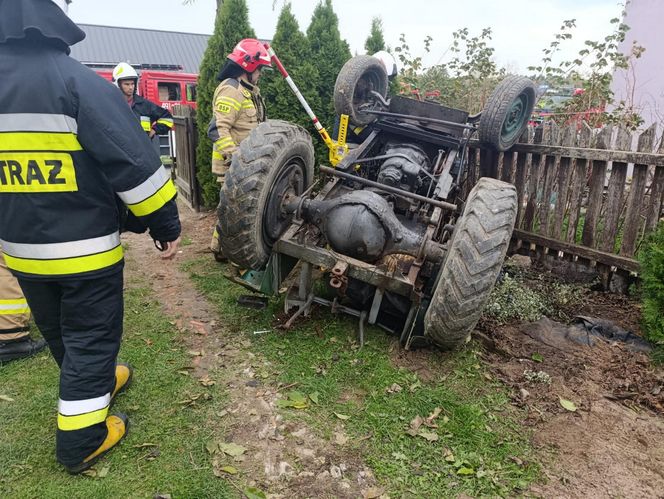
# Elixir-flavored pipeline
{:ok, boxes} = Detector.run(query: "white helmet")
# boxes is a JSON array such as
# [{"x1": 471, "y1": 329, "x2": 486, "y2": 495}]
[
  {"x1": 51, "y1": 0, "x2": 71, "y2": 14},
  {"x1": 372, "y1": 50, "x2": 398, "y2": 78},
  {"x1": 112, "y1": 62, "x2": 139, "y2": 87}
]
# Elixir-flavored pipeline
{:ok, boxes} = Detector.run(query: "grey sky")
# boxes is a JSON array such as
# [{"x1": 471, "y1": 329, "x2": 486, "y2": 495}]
[{"x1": 68, "y1": 0, "x2": 623, "y2": 73}]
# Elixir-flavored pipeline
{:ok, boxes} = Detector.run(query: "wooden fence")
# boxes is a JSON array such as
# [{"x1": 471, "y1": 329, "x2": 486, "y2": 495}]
[
  {"x1": 464, "y1": 122, "x2": 664, "y2": 290},
  {"x1": 172, "y1": 105, "x2": 200, "y2": 212}
]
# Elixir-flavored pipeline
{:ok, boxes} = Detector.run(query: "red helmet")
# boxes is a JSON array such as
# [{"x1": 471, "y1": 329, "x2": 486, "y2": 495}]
[{"x1": 228, "y1": 39, "x2": 271, "y2": 73}]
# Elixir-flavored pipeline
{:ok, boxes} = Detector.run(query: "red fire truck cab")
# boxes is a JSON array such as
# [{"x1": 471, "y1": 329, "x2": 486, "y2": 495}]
[{"x1": 95, "y1": 68, "x2": 198, "y2": 110}]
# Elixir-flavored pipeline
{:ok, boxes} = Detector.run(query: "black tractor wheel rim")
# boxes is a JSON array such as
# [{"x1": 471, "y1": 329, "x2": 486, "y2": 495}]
[
  {"x1": 263, "y1": 159, "x2": 306, "y2": 247},
  {"x1": 353, "y1": 70, "x2": 382, "y2": 110},
  {"x1": 501, "y1": 92, "x2": 531, "y2": 145}
]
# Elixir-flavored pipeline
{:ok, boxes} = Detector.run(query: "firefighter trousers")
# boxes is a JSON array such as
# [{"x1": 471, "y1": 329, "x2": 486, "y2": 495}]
[
  {"x1": 18, "y1": 270, "x2": 124, "y2": 466},
  {"x1": 0, "y1": 251, "x2": 30, "y2": 342}
]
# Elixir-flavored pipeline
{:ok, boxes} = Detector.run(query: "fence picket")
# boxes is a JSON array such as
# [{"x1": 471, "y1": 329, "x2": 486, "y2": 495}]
[
  {"x1": 600, "y1": 127, "x2": 631, "y2": 252},
  {"x1": 514, "y1": 128, "x2": 532, "y2": 228},
  {"x1": 645, "y1": 134, "x2": 664, "y2": 233},
  {"x1": 621, "y1": 124, "x2": 656, "y2": 256},
  {"x1": 539, "y1": 122, "x2": 559, "y2": 237},
  {"x1": 552, "y1": 125, "x2": 576, "y2": 239},
  {"x1": 566, "y1": 123, "x2": 593, "y2": 243},
  {"x1": 582, "y1": 125, "x2": 612, "y2": 247},
  {"x1": 523, "y1": 126, "x2": 544, "y2": 231}
]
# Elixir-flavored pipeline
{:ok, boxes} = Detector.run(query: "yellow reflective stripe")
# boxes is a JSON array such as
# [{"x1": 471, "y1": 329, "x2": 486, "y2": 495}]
[
  {"x1": 0, "y1": 132, "x2": 82, "y2": 152},
  {"x1": 2, "y1": 245, "x2": 123, "y2": 276},
  {"x1": 214, "y1": 137, "x2": 235, "y2": 151},
  {"x1": 0, "y1": 307, "x2": 30, "y2": 315},
  {"x1": 58, "y1": 407, "x2": 108, "y2": 431},
  {"x1": 141, "y1": 121, "x2": 152, "y2": 131},
  {"x1": 241, "y1": 99, "x2": 254, "y2": 108},
  {"x1": 156, "y1": 119, "x2": 174, "y2": 128},
  {"x1": 127, "y1": 179, "x2": 176, "y2": 217},
  {"x1": 212, "y1": 150, "x2": 223, "y2": 160},
  {"x1": 0, "y1": 299, "x2": 28, "y2": 306},
  {"x1": 217, "y1": 97, "x2": 241, "y2": 111}
]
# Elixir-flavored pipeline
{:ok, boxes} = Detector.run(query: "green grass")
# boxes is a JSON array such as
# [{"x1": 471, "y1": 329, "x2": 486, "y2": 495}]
[
  {"x1": 186, "y1": 258, "x2": 540, "y2": 497},
  {"x1": 0, "y1": 285, "x2": 235, "y2": 499}
]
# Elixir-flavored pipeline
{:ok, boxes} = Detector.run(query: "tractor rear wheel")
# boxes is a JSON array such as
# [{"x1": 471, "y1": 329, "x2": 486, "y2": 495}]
[
  {"x1": 479, "y1": 75, "x2": 536, "y2": 151},
  {"x1": 217, "y1": 120, "x2": 315, "y2": 270},
  {"x1": 334, "y1": 55, "x2": 388, "y2": 127},
  {"x1": 424, "y1": 178, "x2": 517, "y2": 350}
]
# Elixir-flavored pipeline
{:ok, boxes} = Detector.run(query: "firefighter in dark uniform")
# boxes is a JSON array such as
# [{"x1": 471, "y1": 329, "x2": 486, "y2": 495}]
[
  {"x1": 0, "y1": 0, "x2": 181, "y2": 473},
  {"x1": 208, "y1": 38, "x2": 270, "y2": 261},
  {"x1": 112, "y1": 62, "x2": 175, "y2": 138}
]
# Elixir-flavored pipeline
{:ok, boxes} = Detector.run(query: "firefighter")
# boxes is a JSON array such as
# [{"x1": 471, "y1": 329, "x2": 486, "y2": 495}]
[
  {"x1": 208, "y1": 38, "x2": 271, "y2": 261},
  {"x1": 0, "y1": 250, "x2": 46, "y2": 362},
  {"x1": 0, "y1": 0, "x2": 181, "y2": 473},
  {"x1": 112, "y1": 62, "x2": 175, "y2": 139}
]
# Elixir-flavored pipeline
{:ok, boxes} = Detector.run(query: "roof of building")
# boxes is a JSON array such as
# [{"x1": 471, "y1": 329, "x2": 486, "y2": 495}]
[{"x1": 70, "y1": 24, "x2": 211, "y2": 74}]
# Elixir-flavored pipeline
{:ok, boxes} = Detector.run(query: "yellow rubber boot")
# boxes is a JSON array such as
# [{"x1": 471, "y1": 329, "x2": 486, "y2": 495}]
[
  {"x1": 65, "y1": 414, "x2": 129, "y2": 474},
  {"x1": 111, "y1": 363, "x2": 133, "y2": 402}
]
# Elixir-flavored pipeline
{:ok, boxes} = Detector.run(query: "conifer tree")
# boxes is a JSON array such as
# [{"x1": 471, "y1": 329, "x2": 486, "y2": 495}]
[
  {"x1": 306, "y1": 0, "x2": 351, "y2": 134},
  {"x1": 364, "y1": 17, "x2": 386, "y2": 54},
  {"x1": 261, "y1": 3, "x2": 321, "y2": 129},
  {"x1": 195, "y1": 0, "x2": 255, "y2": 207}
]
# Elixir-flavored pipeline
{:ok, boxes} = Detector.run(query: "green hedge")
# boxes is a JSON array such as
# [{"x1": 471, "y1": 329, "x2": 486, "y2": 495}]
[{"x1": 639, "y1": 221, "x2": 664, "y2": 348}]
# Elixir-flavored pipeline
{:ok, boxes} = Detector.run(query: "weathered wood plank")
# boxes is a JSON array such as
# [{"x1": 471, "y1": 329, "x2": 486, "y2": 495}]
[
  {"x1": 501, "y1": 150, "x2": 515, "y2": 183},
  {"x1": 600, "y1": 127, "x2": 631, "y2": 252},
  {"x1": 552, "y1": 125, "x2": 576, "y2": 238},
  {"x1": 513, "y1": 229, "x2": 640, "y2": 273},
  {"x1": 582, "y1": 125, "x2": 612, "y2": 247},
  {"x1": 621, "y1": 123, "x2": 656, "y2": 256},
  {"x1": 566, "y1": 123, "x2": 593, "y2": 243},
  {"x1": 523, "y1": 126, "x2": 544, "y2": 231},
  {"x1": 539, "y1": 122, "x2": 559, "y2": 237},
  {"x1": 514, "y1": 128, "x2": 532, "y2": 228}
]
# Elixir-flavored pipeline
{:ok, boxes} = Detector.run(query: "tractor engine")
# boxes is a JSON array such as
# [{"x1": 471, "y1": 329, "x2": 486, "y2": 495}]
[{"x1": 376, "y1": 143, "x2": 430, "y2": 194}]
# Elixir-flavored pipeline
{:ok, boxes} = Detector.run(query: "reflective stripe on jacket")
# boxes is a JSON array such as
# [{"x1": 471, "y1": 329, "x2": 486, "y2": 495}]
[
  {"x1": 0, "y1": 42, "x2": 180, "y2": 280},
  {"x1": 131, "y1": 94, "x2": 174, "y2": 135}
]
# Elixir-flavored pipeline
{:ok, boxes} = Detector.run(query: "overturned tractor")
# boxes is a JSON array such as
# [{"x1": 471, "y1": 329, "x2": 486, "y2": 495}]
[{"x1": 217, "y1": 54, "x2": 535, "y2": 350}]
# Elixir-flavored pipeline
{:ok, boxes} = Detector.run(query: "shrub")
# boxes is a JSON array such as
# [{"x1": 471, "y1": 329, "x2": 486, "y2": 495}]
[{"x1": 639, "y1": 221, "x2": 664, "y2": 347}]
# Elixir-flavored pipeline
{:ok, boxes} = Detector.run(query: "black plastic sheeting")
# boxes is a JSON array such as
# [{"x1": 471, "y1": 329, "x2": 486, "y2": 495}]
[{"x1": 521, "y1": 316, "x2": 652, "y2": 354}]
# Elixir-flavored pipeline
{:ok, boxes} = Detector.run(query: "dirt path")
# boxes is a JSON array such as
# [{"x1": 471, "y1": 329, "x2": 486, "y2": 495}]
[{"x1": 123, "y1": 207, "x2": 376, "y2": 498}]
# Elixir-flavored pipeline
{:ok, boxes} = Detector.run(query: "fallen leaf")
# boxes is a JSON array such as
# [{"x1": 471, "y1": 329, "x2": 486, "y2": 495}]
[
  {"x1": 133, "y1": 442, "x2": 158, "y2": 449},
  {"x1": 97, "y1": 466, "x2": 109, "y2": 478},
  {"x1": 531, "y1": 352, "x2": 544, "y2": 363},
  {"x1": 386, "y1": 383, "x2": 403, "y2": 394},
  {"x1": 0, "y1": 395, "x2": 15, "y2": 402},
  {"x1": 424, "y1": 407, "x2": 442, "y2": 428},
  {"x1": 153, "y1": 494, "x2": 172, "y2": 499},
  {"x1": 417, "y1": 430, "x2": 439, "y2": 442},
  {"x1": 219, "y1": 465, "x2": 238, "y2": 475},
  {"x1": 199, "y1": 376, "x2": 216, "y2": 387},
  {"x1": 206, "y1": 440, "x2": 218, "y2": 455},
  {"x1": 406, "y1": 415, "x2": 424, "y2": 435},
  {"x1": 309, "y1": 392, "x2": 320, "y2": 404},
  {"x1": 457, "y1": 466, "x2": 475, "y2": 476},
  {"x1": 277, "y1": 391, "x2": 309, "y2": 409},
  {"x1": 177, "y1": 370, "x2": 190, "y2": 376},
  {"x1": 392, "y1": 451, "x2": 407, "y2": 460},
  {"x1": 244, "y1": 487, "x2": 267, "y2": 499},
  {"x1": 559, "y1": 397, "x2": 577, "y2": 412},
  {"x1": 187, "y1": 350, "x2": 202, "y2": 357},
  {"x1": 334, "y1": 413, "x2": 350, "y2": 420},
  {"x1": 444, "y1": 450, "x2": 455, "y2": 463},
  {"x1": 362, "y1": 486, "x2": 385, "y2": 499},
  {"x1": 218, "y1": 442, "x2": 247, "y2": 458}
]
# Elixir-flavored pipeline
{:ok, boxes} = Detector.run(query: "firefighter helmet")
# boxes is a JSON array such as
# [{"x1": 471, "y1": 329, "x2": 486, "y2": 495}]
[
  {"x1": 372, "y1": 50, "x2": 398, "y2": 78},
  {"x1": 112, "y1": 62, "x2": 139, "y2": 87},
  {"x1": 227, "y1": 39, "x2": 271, "y2": 73}
]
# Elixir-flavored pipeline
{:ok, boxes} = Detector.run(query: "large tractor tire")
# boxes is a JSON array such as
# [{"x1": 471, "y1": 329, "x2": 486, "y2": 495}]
[
  {"x1": 218, "y1": 120, "x2": 315, "y2": 270},
  {"x1": 424, "y1": 178, "x2": 517, "y2": 350},
  {"x1": 479, "y1": 75, "x2": 536, "y2": 151},
  {"x1": 334, "y1": 55, "x2": 389, "y2": 127}
]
